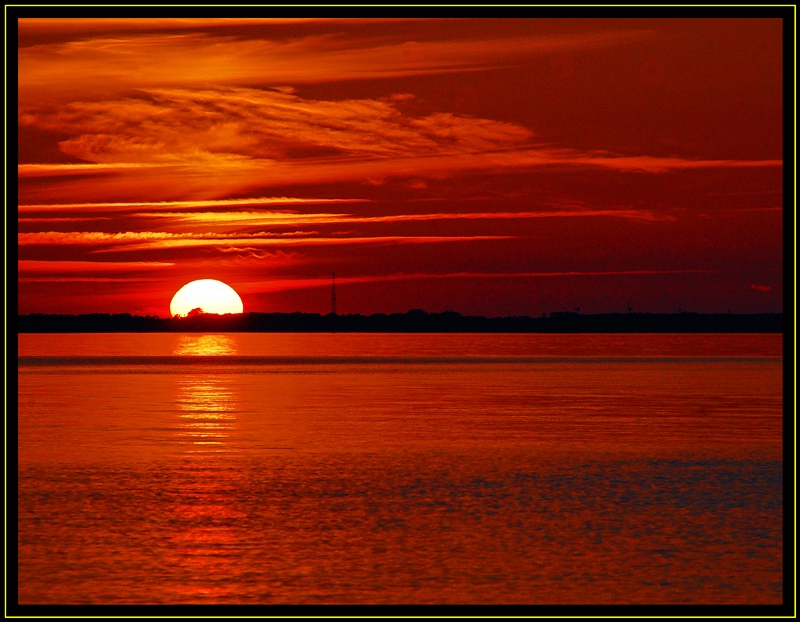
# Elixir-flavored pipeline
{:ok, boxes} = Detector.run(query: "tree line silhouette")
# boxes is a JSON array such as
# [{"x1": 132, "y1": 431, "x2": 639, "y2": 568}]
[{"x1": 18, "y1": 310, "x2": 783, "y2": 333}]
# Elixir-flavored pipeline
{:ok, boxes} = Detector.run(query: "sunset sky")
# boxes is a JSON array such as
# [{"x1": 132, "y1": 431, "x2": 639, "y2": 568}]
[{"x1": 16, "y1": 17, "x2": 784, "y2": 317}]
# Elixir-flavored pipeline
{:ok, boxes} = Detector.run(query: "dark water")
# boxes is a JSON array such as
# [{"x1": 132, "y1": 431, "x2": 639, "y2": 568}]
[{"x1": 17, "y1": 333, "x2": 783, "y2": 604}]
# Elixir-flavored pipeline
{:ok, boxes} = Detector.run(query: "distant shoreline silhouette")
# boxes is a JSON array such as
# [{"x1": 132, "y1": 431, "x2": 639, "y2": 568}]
[{"x1": 17, "y1": 311, "x2": 783, "y2": 333}]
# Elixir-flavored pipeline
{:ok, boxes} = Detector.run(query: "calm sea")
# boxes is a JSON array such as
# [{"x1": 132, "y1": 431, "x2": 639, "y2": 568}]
[{"x1": 17, "y1": 333, "x2": 783, "y2": 605}]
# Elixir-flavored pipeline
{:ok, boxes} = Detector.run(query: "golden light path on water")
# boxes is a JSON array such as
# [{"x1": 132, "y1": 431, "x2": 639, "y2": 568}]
[
  {"x1": 174, "y1": 334, "x2": 239, "y2": 356},
  {"x1": 174, "y1": 335, "x2": 240, "y2": 454}
]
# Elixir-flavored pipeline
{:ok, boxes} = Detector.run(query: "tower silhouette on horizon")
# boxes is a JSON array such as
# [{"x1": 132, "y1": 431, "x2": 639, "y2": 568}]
[{"x1": 331, "y1": 272, "x2": 337, "y2": 315}]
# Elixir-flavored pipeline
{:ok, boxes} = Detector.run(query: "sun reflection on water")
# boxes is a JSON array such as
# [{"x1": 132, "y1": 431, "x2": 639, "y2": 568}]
[
  {"x1": 174, "y1": 377, "x2": 237, "y2": 454},
  {"x1": 174, "y1": 334, "x2": 238, "y2": 356},
  {"x1": 169, "y1": 366, "x2": 245, "y2": 599}
]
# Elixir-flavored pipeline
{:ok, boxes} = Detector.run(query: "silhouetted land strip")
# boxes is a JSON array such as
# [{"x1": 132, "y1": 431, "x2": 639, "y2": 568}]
[{"x1": 18, "y1": 311, "x2": 783, "y2": 333}]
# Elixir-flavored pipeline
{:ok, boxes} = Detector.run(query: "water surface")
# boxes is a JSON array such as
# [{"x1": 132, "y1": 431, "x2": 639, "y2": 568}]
[{"x1": 18, "y1": 333, "x2": 783, "y2": 604}]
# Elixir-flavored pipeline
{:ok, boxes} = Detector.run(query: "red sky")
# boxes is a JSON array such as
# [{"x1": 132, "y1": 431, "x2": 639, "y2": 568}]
[{"x1": 17, "y1": 17, "x2": 784, "y2": 317}]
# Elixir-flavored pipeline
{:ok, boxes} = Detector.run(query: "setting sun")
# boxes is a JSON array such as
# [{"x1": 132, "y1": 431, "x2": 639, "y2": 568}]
[{"x1": 169, "y1": 279, "x2": 243, "y2": 317}]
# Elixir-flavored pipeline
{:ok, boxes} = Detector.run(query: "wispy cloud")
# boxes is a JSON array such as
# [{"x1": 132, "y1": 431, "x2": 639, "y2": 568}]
[
  {"x1": 18, "y1": 18, "x2": 324, "y2": 38},
  {"x1": 559, "y1": 153, "x2": 782, "y2": 173},
  {"x1": 18, "y1": 277, "x2": 165, "y2": 283},
  {"x1": 17, "y1": 196, "x2": 368, "y2": 212},
  {"x1": 18, "y1": 163, "x2": 163, "y2": 177},
  {"x1": 18, "y1": 149, "x2": 782, "y2": 206},
  {"x1": 134, "y1": 208, "x2": 669, "y2": 230},
  {"x1": 19, "y1": 85, "x2": 781, "y2": 203},
  {"x1": 18, "y1": 259, "x2": 175, "y2": 272},
  {"x1": 18, "y1": 217, "x2": 113, "y2": 223},
  {"x1": 19, "y1": 231, "x2": 512, "y2": 253},
  {"x1": 21, "y1": 87, "x2": 533, "y2": 165},
  {"x1": 19, "y1": 26, "x2": 655, "y2": 100},
  {"x1": 234, "y1": 269, "x2": 713, "y2": 294},
  {"x1": 18, "y1": 259, "x2": 177, "y2": 283}
]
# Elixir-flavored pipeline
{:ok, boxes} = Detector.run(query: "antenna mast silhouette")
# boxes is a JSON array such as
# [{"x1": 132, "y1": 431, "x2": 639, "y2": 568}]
[{"x1": 331, "y1": 272, "x2": 337, "y2": 315}]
